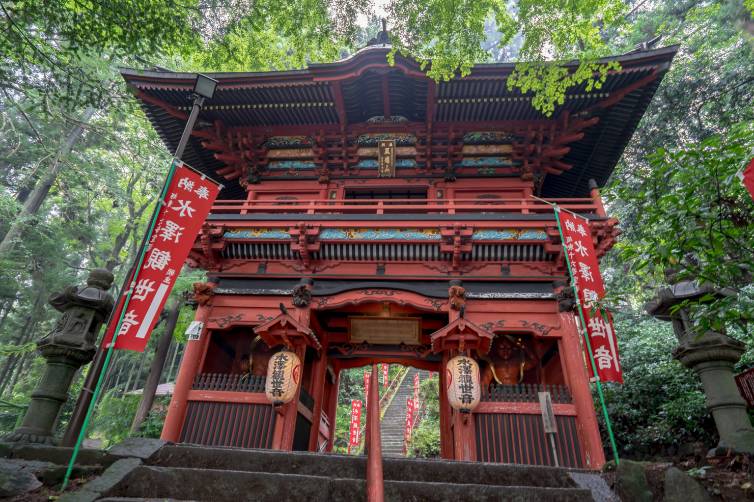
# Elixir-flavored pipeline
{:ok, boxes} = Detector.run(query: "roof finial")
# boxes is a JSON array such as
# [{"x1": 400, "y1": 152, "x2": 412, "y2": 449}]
[{"x1": 367, "y1": 18, "x2": 391, "y2": 46}]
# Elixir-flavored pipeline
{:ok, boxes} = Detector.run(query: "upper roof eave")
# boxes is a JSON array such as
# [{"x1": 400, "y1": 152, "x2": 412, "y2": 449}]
[{"x1": 120, "y1": 44, "x2": 679, "y2": 89}]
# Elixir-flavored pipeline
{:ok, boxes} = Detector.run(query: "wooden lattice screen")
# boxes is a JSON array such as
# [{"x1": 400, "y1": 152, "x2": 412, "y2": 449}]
[
  {"x1": 180, "y1": 401, "x2": 276, "y2": 449},
  {"x1": 474, "y1": 413, "x2": 583, "y2": 468},
  {"x1": 735, "y1": 367, "x2": 754, "y2": 407}
]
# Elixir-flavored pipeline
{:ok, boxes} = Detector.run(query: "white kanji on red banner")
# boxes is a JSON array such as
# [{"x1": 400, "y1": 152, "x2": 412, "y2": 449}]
[
  {"x1": 363, "y1": 371, "x2": 371, "y2": 408},
  {"x1": 404, "y1": 397, "x2": 415, "y2": 446},
  {"x1": 102, "y1": 162, "x2": 220, "y2": 352},
  {"x1": 557, "y1": 208, "x2": 623, "y2": 383},
  {"x1": 413, "y1": 372, "x2": 420, "y2": 404},
  {"x1": 348, "y1": 399, "x2": 363, "y2": 453}
]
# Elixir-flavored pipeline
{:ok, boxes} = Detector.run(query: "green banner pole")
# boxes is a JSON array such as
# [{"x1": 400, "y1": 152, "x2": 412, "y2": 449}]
[
  {"x1": 552, "y1": 204, "x2": 620, "y2": 466},
  {"x1": 60, "y1": 160, "x2": 180, "y2": 490}
]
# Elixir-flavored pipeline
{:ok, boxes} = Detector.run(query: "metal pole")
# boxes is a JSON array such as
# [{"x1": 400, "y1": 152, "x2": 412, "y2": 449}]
[
  {"x1": 61, "y1": 93, "x2": 206, "y2": 489},
  {"x1": 174, "y1": 96, "x2": 205, "y2": 161},
  {"x1": 62, "y1": 93, "x2": 206, "y2": 447}
]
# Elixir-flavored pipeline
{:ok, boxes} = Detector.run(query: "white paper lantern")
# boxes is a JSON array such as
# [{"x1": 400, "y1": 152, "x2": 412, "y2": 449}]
[
  {"x1": 446, "y1": 355, "x2": 481, "y2": 412},
  {"x1": 265, "y1": 350, "x2": 302, "y2": 405}
]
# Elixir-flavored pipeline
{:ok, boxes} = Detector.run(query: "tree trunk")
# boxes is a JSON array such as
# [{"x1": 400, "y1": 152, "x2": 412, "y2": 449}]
[
  {"x1": 0, "y1": 107, "x2": 95, "y2": 256},
  {"x1": 4, "y1": 353, "x2": 31, "y2": 396},
  {"x1": 130, "y1": 300, "x2": 180, "y2": 433},
  {"x1": 130, "y1": 347, "x2": 149, "y2": 393},
  {"x1": 122, "y1": 359, "x2": 138, "y2": 397},
  {"x1": 0, "y1": 300, "x2": 14, "y2": 332},
  {"x1": 166, "y1": 340, "x2": 180, "y2": 382},
  {"x1": 0, "y1": 283, "x2": 45, "y2": 393}
]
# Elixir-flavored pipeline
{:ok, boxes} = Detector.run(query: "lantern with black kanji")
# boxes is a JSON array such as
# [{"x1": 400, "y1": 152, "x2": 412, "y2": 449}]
[
  {"x1": 446, "y1": 355, "x2": 481, "y2": 412},
  {"x1": 265, "y1": 349, "x2": 301, "y2": 405}
]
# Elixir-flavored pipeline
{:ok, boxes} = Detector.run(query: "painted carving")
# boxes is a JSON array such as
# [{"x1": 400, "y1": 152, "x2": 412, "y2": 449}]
[
  {"x1": 263, "y1": 136, "x2": 313, "y2": 149},
  {"x1": 225, "y1": 228, "x2": 290, "y2": 240},
  {"x1": 520, "y1": 319, "x2": 553, "y2": 336},
  {"x1": 356, "y1": 132, "x2": 415, "y2": 146},
  {"x1": 192, "y1": 282, "x2": 216, "y2": 306},
  {"x1": 448, "y1": 285, "x2": 466, "y2": 311},
  {"x1": 462, "y1": 131, "x2": 516, "y2": 145},
  {"x1": 319, "y1": 228, "x2": 440, "y2": 241},
  {"x1": 554, "y1": 280, "x2": 577, "y2": 313},
  {"x1": 481, "y1": 336, "x2": 537, "y2": 387},
  {"x1": 209, "y1": 313, "x2": 243, "y2": 328},
  {"x1": 292, "y1": 284, "x2": 312, "y2": 307}
]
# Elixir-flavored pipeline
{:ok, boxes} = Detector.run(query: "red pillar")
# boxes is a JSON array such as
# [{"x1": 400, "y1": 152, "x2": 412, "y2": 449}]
[
  {"x1": 365, "y1": 364, "x2": 384, "y2": 502},
  {"x1": 452, "y1": 410, "x2": 477, "y2": 461},
  {"x1": 308, "y1": 350, "x2": 328, "y2": 451},
  {"x1": 559, "y1": 312, "x2": 606, "y2": 469},
  {"x1": 276, "y1": 344, "x2": 306, "y2": 450},
  {"x1": 161, "y1": 304, "x2": 211, "y2": 441},
  {"x1": 439, "y1": 352, "x2": 454, "y2": 459}
]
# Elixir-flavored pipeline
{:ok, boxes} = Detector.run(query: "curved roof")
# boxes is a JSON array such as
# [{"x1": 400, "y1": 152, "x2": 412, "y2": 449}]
[{"x1": 121, "y1": 45, "x2": 677, "y2": 199}]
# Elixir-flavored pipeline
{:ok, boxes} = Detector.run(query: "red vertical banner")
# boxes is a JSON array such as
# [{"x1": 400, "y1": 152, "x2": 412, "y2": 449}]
[
  {"x1": 102, "y1": 162, "x2": 220, "y2": 352},
  {"x1": 381, "y1": 363, "x2": 389, "y2": 387},
  {"x1": 348, "y1": 399, "x2": 363, "y2": 453},
  {"x1": 741, "y1": 158, "x2": 754, "y2": 201},
  {"x1": 556, "y1": 209, "x2": 623, "y2": 383},
  {"x1": 404, "y1": 397, "x2": 415, "y2": 447},
  {"x1": 413, "y1": 372, "x2": 420, "y2": 403}
]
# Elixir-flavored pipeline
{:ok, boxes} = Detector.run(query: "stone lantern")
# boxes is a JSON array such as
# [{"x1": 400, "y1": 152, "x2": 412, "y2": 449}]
[
  {"x1": 646, "y1": 275, "x2": 754, "y2": 455},
  {"x1": 3, "y1": 269, "x2": 114, "y2": 444}
]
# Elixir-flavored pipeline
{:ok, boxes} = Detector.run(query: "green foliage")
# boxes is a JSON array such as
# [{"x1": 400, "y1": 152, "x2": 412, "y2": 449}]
[
  {"x1": 409, "y1": 415, "x2": 441, "y2": 458},
  {"x1": 613, "y1": 122, "x2": 754, "y2": 333},
  {"x1": 90, "y1": 390, "x2": 140, "y2": 447},
  {"x1": 0, "y1": 1, "x2": 198, "y2": 108},
  {"x1": 409, "y1": 374, "x2": 440, "y2": 458},
  {"x1": 601, "y1": 317, "x2": 716, "y2": 457},
  {"x1": 386, "y1": 0, "x2": 627, "y2": 114}
]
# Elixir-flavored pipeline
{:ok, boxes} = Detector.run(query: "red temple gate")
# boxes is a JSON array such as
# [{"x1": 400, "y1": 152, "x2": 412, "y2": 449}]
[{"x1": 121, "y1": 39, "x2": 676, "y2": 470}]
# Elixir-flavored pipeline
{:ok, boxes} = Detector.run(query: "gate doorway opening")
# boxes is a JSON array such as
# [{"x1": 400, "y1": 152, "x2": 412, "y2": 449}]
[{"x1": 332, "y1": 364, "x2": 440, "y2": 458}]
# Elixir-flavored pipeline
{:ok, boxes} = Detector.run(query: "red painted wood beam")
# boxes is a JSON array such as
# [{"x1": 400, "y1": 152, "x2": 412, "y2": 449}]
[
  {"x1": 331, "y1": 81, "x2": 347, "y2": 130},
  {"x1": 135, "y1": 90, "x2": 188, "y2": 121},
  {"x1": 589, "y1": 71, "x2": 658, "y2": 112}
]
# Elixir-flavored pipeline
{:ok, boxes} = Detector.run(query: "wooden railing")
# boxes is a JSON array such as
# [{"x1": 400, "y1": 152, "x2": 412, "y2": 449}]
[
  {"x1": 482, "y1": 383, "x2": 573, "y2": 404},
  {"x1": 210, "y1": 197, "x2": 602, "y2": 217}
]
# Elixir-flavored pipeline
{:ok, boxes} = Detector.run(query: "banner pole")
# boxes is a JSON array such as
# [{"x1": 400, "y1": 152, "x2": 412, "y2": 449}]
[
  {"x1": 552, "y1": 204, "x2": 620, "y2": 466},
  {"x1": 60, "y1": 161, "x2": 180, "y2": 490}
]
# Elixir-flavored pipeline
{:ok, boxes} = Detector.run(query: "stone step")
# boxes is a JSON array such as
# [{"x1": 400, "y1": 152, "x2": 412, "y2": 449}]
[
  {"x1": 104, "y1": 465, "x2": 593, "y2": 502},
  {"x1": 151, "y1": 445, "x2": 579, "y2": 489}
]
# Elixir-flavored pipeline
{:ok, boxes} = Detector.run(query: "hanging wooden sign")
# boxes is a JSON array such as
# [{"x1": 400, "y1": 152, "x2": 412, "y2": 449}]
[
  {"x1": 349, "y1": 317, "x2": 420, "y2": 345},
  {"x1": 378, "y1": 139, "x2": 396, "y2": 177}
]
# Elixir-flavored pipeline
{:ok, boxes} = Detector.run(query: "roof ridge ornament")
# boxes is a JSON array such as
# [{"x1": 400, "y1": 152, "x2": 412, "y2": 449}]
[{"x1": 367, "y1": 18, "x2": 391, "y2": 47}]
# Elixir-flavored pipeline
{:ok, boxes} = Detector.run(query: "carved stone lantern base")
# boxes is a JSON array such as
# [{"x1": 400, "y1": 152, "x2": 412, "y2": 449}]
[
  {"x1": 673, "y1": 331, "x2": 754, "y2": 456},
  {"x1": 2, "y1": 345, "x2": 94, "y2": 445},
  {"x1": 2, "y1": 268, "x2": 113, "y2": 445}
]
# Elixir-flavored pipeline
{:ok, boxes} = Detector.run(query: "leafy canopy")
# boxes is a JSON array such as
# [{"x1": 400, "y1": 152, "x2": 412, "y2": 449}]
[
  {"x1": 2, "y1": 0, "x2": 637, "y2": 115},
  {"x1": 614, "y1": 121, "x2": 754, "y2": 334}
]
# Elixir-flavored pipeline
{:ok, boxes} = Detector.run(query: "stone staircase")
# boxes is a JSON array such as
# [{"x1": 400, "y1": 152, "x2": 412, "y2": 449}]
[
  {"x1": 380, "y1": 367, "x2": 425, "y2": 457},
  {"x1": 63, "y1": 442, "x2": 613, "y2": 501}
]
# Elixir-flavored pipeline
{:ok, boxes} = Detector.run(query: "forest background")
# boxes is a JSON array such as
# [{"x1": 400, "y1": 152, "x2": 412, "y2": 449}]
[{"x1": 0, "y1": 0, "x2": 752, "y2": 457}]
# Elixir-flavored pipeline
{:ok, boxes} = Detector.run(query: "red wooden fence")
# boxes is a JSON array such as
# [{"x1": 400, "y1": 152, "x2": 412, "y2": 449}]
[{"x1": 735, "y1": 367, "x2": 754, "y2": 407}]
